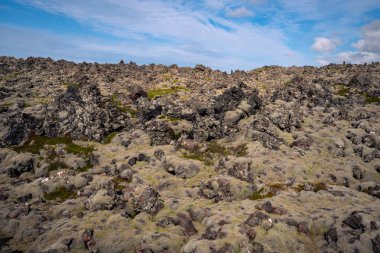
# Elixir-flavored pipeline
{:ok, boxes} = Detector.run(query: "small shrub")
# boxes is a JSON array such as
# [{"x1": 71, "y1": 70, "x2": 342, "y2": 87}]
[
  {"x1": 249, "y1": 188, "x2": 275, "y2": 200},
  {"x1": 336, "y1": 86, "x2": 350, "y2": 97},
  {"x1": 295, "y1": 182, "x2": 327, "y2": 192},
  {"x1": 232, "y1": 143, "x2": 248, "y2": 157},
  {"x1": 158, "y1": 115, "x2": 182, "y2": 123},
  {"x1": 147, "y1": 86, "x2": 189, "y2": 99},
  {"x1": 207, "y1": 141, "x2": 229, "y2": 156},
  {"x1": 48, "y1": 161, "x2": 68, "y2": 172},
  {"x1": 44, "y1": 186, "x2": 77, "y2": 202},
  {"x1": 13, "y1": 135, "x2": 94, "y2": 156},
  {"x1": 77, "y1": 159, "x2": 93, "y2": 172},
  {"x1": 103, "y1": 132, "x2": 118, "y2": 144},
  {"x1": 183, "y1": 152, "x2": 213, "y2": 166},
  {"x1": 112, "y1": 178, "x2": 127, "y2": 191},
  {"x1": 361, "y1": 93, "x2": 380, "y2": 104}
]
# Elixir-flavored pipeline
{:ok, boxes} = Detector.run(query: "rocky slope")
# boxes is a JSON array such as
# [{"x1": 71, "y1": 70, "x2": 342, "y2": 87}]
[{"x1": 0, "y1": 56, "x2": 379, "y2": 253}]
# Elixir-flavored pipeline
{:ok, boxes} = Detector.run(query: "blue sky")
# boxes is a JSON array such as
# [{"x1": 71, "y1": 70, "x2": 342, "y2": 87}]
[{"x1": 1, "y1": 0, "x2": 380, "y2": 70}]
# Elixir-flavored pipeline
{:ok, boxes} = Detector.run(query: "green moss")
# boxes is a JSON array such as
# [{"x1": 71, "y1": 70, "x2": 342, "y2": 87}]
[
  {"x1": 183, "y1": 152, "x2": 213, "y2": 166},
  {"x1": 125, "y1": 107, "x2": 137, "y2": 117},
  {"x1": 0, "y1": 71, "x2": 22, "y2": 81},
  {"x1": 269, "y1": 183, "x2": 286, "y2": 191},
  {"x1": 62, "y1": 82, "x2": 80, "y2": 89},
  {"x1": 295, "y1": 182, "x2": 327, "y2": 192},
  {"x1": 207, "y1": 141, "x2": 229, "y2": 156},
  {"x1": 361, "y1": 93, "x2": 380, "y2": 104},
  {"x1": 0, "y1": 102, "x2": 13, "y2": 108},
  {"x1": 168, "y1": 128, "x2": 181, "y2": 140},
  {"x1": 44, "y1": 186, "x2": 77, "y2": 202},
  {"x1": 112, "y1": 178, "x2": 127, "y2": 191},
  {"x1": 77, "y1": 159, "x2": 93, "y2": 172},
  {"x1": 48, "y1": 161, "x2": 68, "y2": 172},
  {"x1": 249, "y1": 188, "x2": 275, "y2": 200},
  {"x1": 336, "y1": 86, "x2": 350, "y2": 97},
  {"x1": 147, "y1": 86, "x2": 189, "y2": 99},
  {"x1": 158, "y1": 115, "x2": 183, "y2": 122},
  {"x1": 13, "y1": 135, "x2": 94, "y2": 156},
  {"x1": 103, "y1": 132, "x2": 118, "y2": 144},
  {"x1": 110, "y1": 94, "x2": 137, "y2": 116},
  {"x1": 232, "y1": 143, "x2": 248, "y2": 157}
]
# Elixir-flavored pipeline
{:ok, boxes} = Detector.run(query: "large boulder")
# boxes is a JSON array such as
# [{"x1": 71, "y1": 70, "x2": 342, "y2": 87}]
[{"x1": 162, "y1": 155, "x2": 201, "y2": 179}]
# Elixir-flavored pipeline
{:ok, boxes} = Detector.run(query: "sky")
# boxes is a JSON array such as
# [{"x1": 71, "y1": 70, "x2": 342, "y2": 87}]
[{"x1": 0, "y1": 0, "x2": 380, "y2": 70}]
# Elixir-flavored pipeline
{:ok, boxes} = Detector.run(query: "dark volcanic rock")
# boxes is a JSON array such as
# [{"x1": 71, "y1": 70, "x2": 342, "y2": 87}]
[
  {"x1": 343, "y1": 212, "x2": 365, "y2": 230},
  {"x1": 134, "y1": 187, "x2": 164, "y2": 215},
  {"x1": 42, "y1": 84, "x2": 130, "y2": 141}
]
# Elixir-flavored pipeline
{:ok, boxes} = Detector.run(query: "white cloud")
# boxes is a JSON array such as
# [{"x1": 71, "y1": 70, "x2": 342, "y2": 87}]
[
  {"x1": 317, "y1": 58, "x2": 330, "y2": 66},
  {"x1": 331, "y1": 20, "x2": 380, "y2": 64},
  {"x1": 226, "y1": 7, "x2": 254, "y2": 18},
  {"x1": 312, "y1": 37, "x2": 339, "y2": 52},
  {"x1": 336, "y1": 51, "x2": 380, "y2": 64},
  {"x1": 353, "y1": 20, "x2": 380, "y2": 53},
  {"x1": 11, "y1": 0, "x2": 305, "y2": 70}
]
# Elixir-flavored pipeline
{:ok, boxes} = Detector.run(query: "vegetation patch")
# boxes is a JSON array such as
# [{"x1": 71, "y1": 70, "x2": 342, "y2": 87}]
[
  {"x1": 231, "y1": 143, "x2": 248, "y2": 157},
  {"x1": 147, "y1": 86, "x2": 189, "y2": 99},
  {"x1": 334, "y1": 84, "x2": 379, "y2": 103},
  {"x1": 110, "y1": 94, "x2": 137, "y2": 116},
  {"x1": 48, "y1": 161, "x2": 68, "y2": 172},
  {"x1": 249, "y1": 188, "x2": 275, "y2": 200},
  {"x1": 103, "y1": 132, "x2": 118, "y2": 144},
  {"x1": 335, "y1": 85, "x2": 350, "y2": 97},
  {"x1": 62, "y1": 82, "x2": 80, "y2": 89},
  {"x1": 13, "y1": 135, "x2": 94, "y2": 156},
  {"x1": 183, "y1": 152, "x2": 213, "y2": 166},
  {"x1": 360, "y1": 92, "x2": 380, "y2": 104},
  {"x1": 168, "y1": 128, "x2": 181, "y2": 140},
  {"x1": 158, "y1": 115, "x2": 183, "y2": 123},
  {"x1": 77, "y1": 159, "x2": 93, "y2": 172},
  {"x1": 112, "y1": 178, "x2": 127, "y2": 191},
  {"x1": 0, "y1": 71, "x2": 22, "y2": 81},
  {"x1": 44, "y1": 186, "x2": 77, "y2": 202},
  {"x1": 182, "y1": 141, "x2": 229, "y2": 166},
  {"x1": 207, "y1": 141, "x2": 229, "y2": 156},
  {"x1": 295, "y1": 182, "x2": 327, "y2": 193},
  {"x1": 0, "y1": 102, "x2": 13, "y2": 108}
]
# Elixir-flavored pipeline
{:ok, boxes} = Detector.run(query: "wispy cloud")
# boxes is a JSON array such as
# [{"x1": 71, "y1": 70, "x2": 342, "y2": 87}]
[
  {"x1": 353, "y1": 20, "x2": 380, "y2": 53},
  {"x1": 8, "y1": 0, "x2": 304, "y2": 70},
  {"x1": 226, "y1": 7, "x2": 254, "y2": 18},
  {"x1": 2, "y1": 0, "x2": 379, "y2": 68}
]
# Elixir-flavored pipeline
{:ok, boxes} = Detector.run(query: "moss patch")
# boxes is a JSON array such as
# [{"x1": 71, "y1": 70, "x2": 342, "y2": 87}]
[
  {"x1": 182, "y1": 141, "x2": 229, "y2": 166},
  {"x1": 336, "y1": 85, "x2": 350, "y2": 97},
  {"x1": 249, "y1": 188, "x2": 275, "y2": 200},
  {"x1": 295, "y1": 182, "x2": 327, "y2": 193},
  {"x1": 13, "y1": 135, "x2": 94, "y2": 155},
  {"x1": 103, "y1": 132, "x2": 118, "y2": 144},
  {"x1": 44, "y1": 186, "x2": 77, "y2": 202},
  {"x1": 231, "y1": 143, "x2": 248, "y2": 157},
  {"x1": 360, "y1": 93, "x2": 380, "y2": 104},
  {"x1": 158, "y1": 115, "x2": 183, "y2": 123},
  {"x1": 110, "y1": 94, "x2": 137, "y2": 116},
  {"x1": 62, "y1": 82, "x2": 80, "y2": 89},
  {"x1": 147, "y1": 86, "x2": 189, "y2": 99},
  {"x1": 48, "y1": 161, "x2": 68, "y2": 172},
  {"x1": 207, "y1": 141, "x2": 229, "y2": 156},
  {"x1": 112, "y1": 178, "x2": 127, "y2": 191},
  {"x1": 0, "y1": 71, "x2": 22, "y2": 81},
  {"x1": 77, "y1": 159, "x2": 93, "y2": 172},
  {"x1": 183, "y1": 152, "x2": 213, "y2": 166}
]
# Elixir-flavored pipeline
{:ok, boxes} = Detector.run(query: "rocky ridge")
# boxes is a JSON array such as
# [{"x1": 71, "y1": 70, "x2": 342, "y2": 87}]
[{"x1": 0, "y1": 56, "x2": 379, "y2": 252}]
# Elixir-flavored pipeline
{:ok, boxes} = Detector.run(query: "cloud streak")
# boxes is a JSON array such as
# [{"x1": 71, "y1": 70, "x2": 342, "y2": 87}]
[{"x1": 7, "y1": 0, "x2": 304, "y2": 70}]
